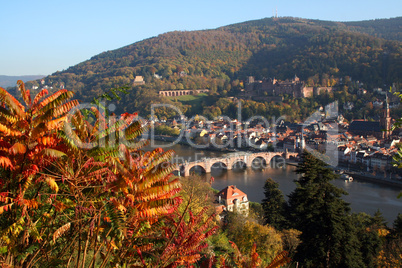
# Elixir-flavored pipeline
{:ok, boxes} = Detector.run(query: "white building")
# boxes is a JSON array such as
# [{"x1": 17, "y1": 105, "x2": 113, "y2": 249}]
[{"x1": 215, "y1": 185, "x2": 249, "y2": 217}]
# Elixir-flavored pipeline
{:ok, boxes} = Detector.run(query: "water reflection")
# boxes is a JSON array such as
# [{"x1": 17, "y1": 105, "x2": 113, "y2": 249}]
[
  {"x1": 205, "y1": 165, "x2": 402, "y2": 224},
  {"x1": 145, "y1": 142, "x2": 402, "y2": 223}
]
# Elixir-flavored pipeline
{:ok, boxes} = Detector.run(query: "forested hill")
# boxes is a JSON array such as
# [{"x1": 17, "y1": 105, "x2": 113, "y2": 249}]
[
  {"x1": 221, "y1": 17, "x2": 402, "y2": 41},
  {"x1": 344, "y1": 17, "x2": 402, "y2": 42},
  {"x1": 24, "y1": 17, "x2": 401, "y2": 109}
]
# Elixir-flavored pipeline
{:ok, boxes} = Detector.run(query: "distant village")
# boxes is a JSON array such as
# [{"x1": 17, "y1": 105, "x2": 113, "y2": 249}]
[
  {"x1": 151, "y1": 92, "x2": 401, "y2": 181},
  {"x1": 33, "y1": 76, "x2": 402, "y2": 182}
]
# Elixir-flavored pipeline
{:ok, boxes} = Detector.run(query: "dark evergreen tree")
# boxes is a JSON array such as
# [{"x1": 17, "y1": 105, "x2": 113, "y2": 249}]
[
  {"x1": 393, "y1": 213, "x2": 402, "y2": 235},
  {"x1": 371, "y1": 209, "x2": 388, "y2": 228},
  {"x1": 261, "y1": 178, "x2": 287, "y2": 229},
  {"x1": 287, "y1": 151, "x2": 364, "y2": 267},
  {"x1": 351, "y1": 212, "x2": 384, "y2": 268}
]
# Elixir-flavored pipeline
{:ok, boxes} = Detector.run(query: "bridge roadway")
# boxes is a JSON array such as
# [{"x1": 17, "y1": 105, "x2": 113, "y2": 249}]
[{"x1": 174, "y1": 151, "x2": 298, "y2": 177}]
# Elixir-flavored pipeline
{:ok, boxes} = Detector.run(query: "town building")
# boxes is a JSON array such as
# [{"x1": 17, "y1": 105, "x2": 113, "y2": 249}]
[
  {"x1": 380, "y1": 94, "x2": 392, "y2": 139},
  {"x1": 349, "y1": 94, "x2": 392, "y2": 139},
  {"x1": 133, "y1": 76, "x2": 145, "y2": 85},
  {"x1": 215, "y1": 185, "x2": 249, "y2": 218}
]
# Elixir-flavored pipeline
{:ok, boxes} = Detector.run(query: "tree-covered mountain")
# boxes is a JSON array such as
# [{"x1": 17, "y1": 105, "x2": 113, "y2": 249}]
[
  {"x1": 22, "y1": 17, "x2": 401, "y2": 116},
  {"x1": 344, "y1": 17, "x2": 402, "y2": 42}
]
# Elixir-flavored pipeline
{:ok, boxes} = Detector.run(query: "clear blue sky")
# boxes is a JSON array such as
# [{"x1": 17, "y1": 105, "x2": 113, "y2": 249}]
[{"x1": 1, "y1": 0, "x2": 401, "y2": 76}]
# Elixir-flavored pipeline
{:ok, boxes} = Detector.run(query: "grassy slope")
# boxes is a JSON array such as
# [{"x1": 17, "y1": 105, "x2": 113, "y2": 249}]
[{"x1": 167, "y1": 93, "x2": 208, "y2": 102}]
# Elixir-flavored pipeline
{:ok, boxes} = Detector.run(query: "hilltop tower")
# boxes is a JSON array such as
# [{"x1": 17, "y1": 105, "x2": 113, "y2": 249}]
[{"x1": 380, "y1": 93, "x2": 392, "y2": 139}]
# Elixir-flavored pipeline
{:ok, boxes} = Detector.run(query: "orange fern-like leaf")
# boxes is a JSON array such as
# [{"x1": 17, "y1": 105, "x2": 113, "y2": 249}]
[
  {"x1": 35, "y1": 89, "x2": 72, "y2": 110},
  {"x1": 37, "y1": 136, "x2": 58, "y2": 147},
  {"x1": 21, "y1": 198, "x2": 39, "y2": 210},
  {"x1": 0, "y1": 203, "x2": 14, "y2": 215},
  {"x1": 17, "y1": 80, "x2": 31, "y2": 107},
  {"x1": 0, "y1": 106, "x2": 19, "y2": 124},
  {"x1": 0, "y1": 87, "x2": 25, "y2": 118},
  {"x1": 42, "y1": 148, "x2": 66, "y2": 158},
  {"x1": 52, "y1": 222, "x2": 71, "y2": 243},
  {"x1": 46, "y1": 116, "x2": 67, "y2": 130},
  {"x1": 45, "y1": 177, "x2": 59, "y2": 193},
  {"x1": 8, "y1": 143, "x2": 27, "y2": 155},
  {"x1": 266, "y1": 250, "x2": 291, "y2": 268},
  {"x1": 0, "y1": 122, "x2": 22, "y2": 136},
  {"x1": 52, "y1": 100, "x2": 79, "y2": 118},
  {"x1": 32, "y1": 88, "x2": 49, "y2": 107},
  {"x1": 0, "y1": 156, "x2": 14, "y2": 170}
]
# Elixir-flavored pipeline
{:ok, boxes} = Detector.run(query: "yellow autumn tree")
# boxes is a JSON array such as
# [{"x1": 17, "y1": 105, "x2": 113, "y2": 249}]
[{"x1": 226, "y1": 215, "x2": 283, "y2": 266}]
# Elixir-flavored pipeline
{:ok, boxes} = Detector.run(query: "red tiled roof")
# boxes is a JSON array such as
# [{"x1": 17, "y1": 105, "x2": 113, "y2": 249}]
[
  {"x1": 215, "y1": 205, "x2": 225, "y2": 214},
  {"x1": 217, "y1": 185, "x2": 247, "y2": 203}
]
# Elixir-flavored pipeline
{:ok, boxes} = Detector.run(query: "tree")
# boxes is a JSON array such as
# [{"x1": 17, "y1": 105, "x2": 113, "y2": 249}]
[
  {"x1": 261, "y1": 178, "x2": 287, "y2": 230},
  {"x1": 287, "y1": 151, "x2": 364, "y2": 267},
  {"x1": 393, "y1": 213, "x2": 402, "y2": 235},
  {"x1": 375, "y1": 212, "x2": 401, "y2": 268},
  {"x1": 0, "y1": 82, "x2": 218, "y2": 267},
  {"x1": 0, "y1": 81, "x2": 79, "y2": 266},
  {"x1": 179, "y1": 176, "x2": 216, "y2": 216},
  {"x1": 351, "y1": 212, "x2": 385, "y2": 268},
  {"x1": 225, "y1": 213, "x2": 283, "y2": 266},
  {"x1": 53, "y1": 105, "x2": 217, "y2": 267},
  {"x1": 376, "y1": 238, "x2": 402, "y2": 268}
]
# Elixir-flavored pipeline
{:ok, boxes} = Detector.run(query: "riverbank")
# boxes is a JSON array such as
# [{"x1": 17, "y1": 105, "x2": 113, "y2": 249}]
[
  {"x1": 344, "y1": 170, "x2": 402, "y2": 189},
  {"x1": 286, "y1": 160, "x2": 299, "y2": 167},
  {"x1": 286, "y1": 161, "x2": 402, "y2": 189},
  {"x1": 143, "y1": 134, "x2": 248, "y2": 153},
  {"x1": 145, "y1": 135, "x2": 402, "y2": 189}
]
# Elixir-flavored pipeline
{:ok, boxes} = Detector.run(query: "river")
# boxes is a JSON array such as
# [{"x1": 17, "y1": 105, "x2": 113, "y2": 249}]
[{"x1": 144, "y1": 141, "x2": 402, "y2": 224}]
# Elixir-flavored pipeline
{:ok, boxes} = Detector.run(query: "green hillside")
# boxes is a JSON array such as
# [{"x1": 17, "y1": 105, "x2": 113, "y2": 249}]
[
  {"x1": 344, "y1": 17, "x2": 402, "y2": 42},
  {"x1": 22, "y1": 17, "x2": 401, "y2": 117}
]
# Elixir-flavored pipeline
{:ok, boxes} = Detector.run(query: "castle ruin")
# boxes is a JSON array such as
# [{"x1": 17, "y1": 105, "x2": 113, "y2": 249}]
[{"x1": 244, "y1": 75, "x2": 333, "y2": 100}]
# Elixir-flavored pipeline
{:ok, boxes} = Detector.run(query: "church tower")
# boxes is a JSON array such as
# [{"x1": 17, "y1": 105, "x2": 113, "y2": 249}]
[{"x1": 380, "y1": 93, "x2": 392, "y2": 139}]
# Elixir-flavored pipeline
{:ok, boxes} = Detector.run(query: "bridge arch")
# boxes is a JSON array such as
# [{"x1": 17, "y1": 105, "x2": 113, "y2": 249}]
[
  {"x1": 210, "y1": 161, "x2": 228, "y2": 176},
  {"x1": 250, "y1": 156, "x2": 267, "y2": 169},
  {"x1": 174, "y1": 152, "x2": 296, "y2": 177},
  {"x1": 210, "y1": 161, "x2": 228, "y2": 170},
  {"x1": 269, "y1": 155, "x2": 286, "y2": 168},
  {"x1": 188, "y1": 164, "x2": 207, "y2": 175},
  {"x1": 231, "y1": 159, "x2": 247, "y2": 170}
]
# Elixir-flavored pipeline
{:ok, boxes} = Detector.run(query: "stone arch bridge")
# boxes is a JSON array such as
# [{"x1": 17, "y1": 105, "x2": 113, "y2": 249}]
[{"x1": 174, "y1": 151, "x2": 298, "y2": 177}]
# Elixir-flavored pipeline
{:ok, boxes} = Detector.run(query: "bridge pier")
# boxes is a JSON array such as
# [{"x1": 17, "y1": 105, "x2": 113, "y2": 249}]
[
  {"x1": 184, "y1": 167, "x2": 190, "y2": 177},
  {"x1": 205, "y1": 160, "x2": 211, "y2": 173}
]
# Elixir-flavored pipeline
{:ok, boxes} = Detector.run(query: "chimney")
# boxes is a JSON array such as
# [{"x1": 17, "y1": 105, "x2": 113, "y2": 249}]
[{"x1": 233, "y1": 185, "x2": 236, "y2": 190}]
